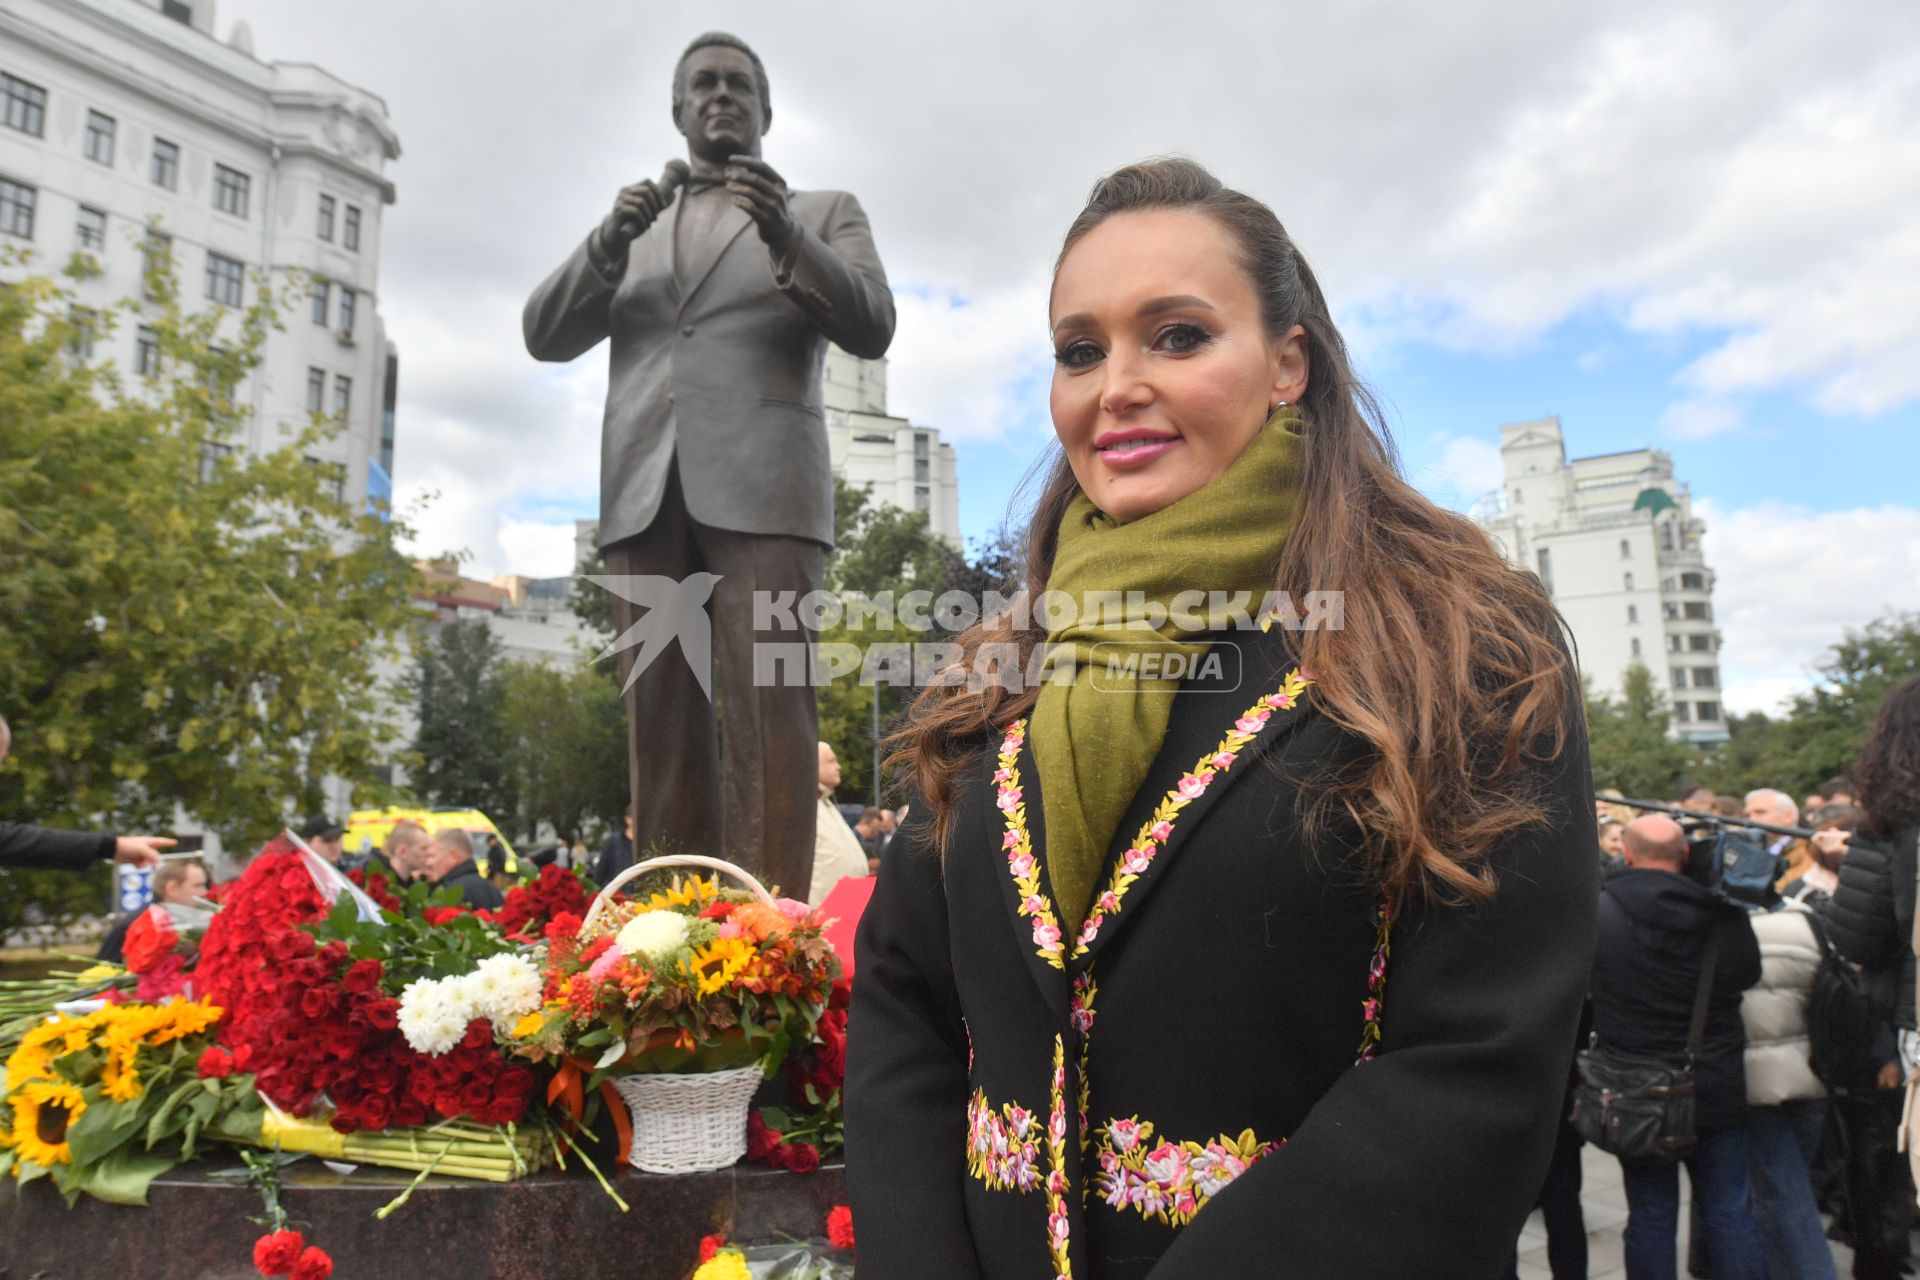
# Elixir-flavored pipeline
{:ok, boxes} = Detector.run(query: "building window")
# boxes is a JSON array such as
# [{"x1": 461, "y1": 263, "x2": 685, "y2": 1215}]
[
  {"x1": 74, "y1": 205, "x2": 106, "y2": 252},
  {"x1": 914, "y1": 457, "x2": 929, "y2": 482},
  {"x1": 317, "y1": 194, "x2": 335, "y2": 241},
  {"x1": 1631, "y1": 637, "x2": 1642, "y2": 658},
  {"x1": 197, "y1": 441, "x2": 234, "y2": 482},
  {"x1": 203, "y1": 348, "x2": 234, "y2": 403},
  {"x1": 135, "y1": 326, "x2": 161, "y2": 377},
  {"x1": 1627, "y1": 604, "x2": 1638, "y2": 624},
  {"x1": 1536, "y1": 548, "x2": 1553, "y2": 595},
  {"x1": 67, "y1": 306, "x2": 96, "y2": 361},
  {"x1": 1674, "y1": 702, "x2": 1692, "y2": 724},
  {"x1": 1660, "y1": 523, "x2": 1674, "y2": 551},
  {"x1": 1696, "y1": 701, "x2": 1721, "y2": 723},
  {"x1": 1513, "y1": 487, "x2": 1524, "y2": 505},
  {"x1": 142, "y1": 230, "x2": 172, "y2": 297},
  {"x1": 151, "y1": 139, "x2": 179, "y2": 190},
  {"x1": 914, "y1": 484, "x2": 930, "y2": 514},
  {"x1": 1683, "y1": 602, "x2": 1712, "y2": 621},
  {"x1": 311, "y1": 278, "x2": 330, "y2": 324},
  {"x1": 333, "y1": 374, "x2": 351, "y2": 418},
  {"x1": 338, "y1": 287, "x2": 356, "y2": 336},
  {"x1": 343, "y1": 205, "x2": 361, "y2": 251},
  {"x1": 204, "y1": 252, "x2": 245, "y2": 307},
  {"x1": 1623, "y1": 572, "x2": 1634, "y2": 591},
  {"x1": 1668, "y1": 634, "x2": 1683, "y2": 653},
  {"x1": 161, "y1": 0, "x2": 193, "y2": 23},
  {"x1": 306, "y1": 367, "x2": 326, "y2": 415},
  {"x1": 913, "y1": 432, "x2": 929, "y2": 458},
  {"x1": 1681, "y1": 572, "x2": 1705, "y2": 590},
  {"x1": 84, "y1": 110, "x2": 115, "y2": 164},
  {"x1": 0, "y1": 177, "x2": 34, "y2": 240},
  {"x1": 213, "y1": 164, "x2": 250, "y2": 218},
  {"x1": 1671, "y1": 667, "x2": 1688, "y2": 691},
  {"x1": 1620, "y1": 538, "x2": 1631, "y2": 559},
  {"x1": 1688, "y1": 633, "x2": 1713, "y2": 653},
  {"x1": 1, "y1": 74, "x2": 46, "y2": 137},
  {"x1": 306, "y1": 456, "x2": 346, "y2": 503},
  {"x1": 1693, "y1": 667, "x2": 1718, "y2": 689}
]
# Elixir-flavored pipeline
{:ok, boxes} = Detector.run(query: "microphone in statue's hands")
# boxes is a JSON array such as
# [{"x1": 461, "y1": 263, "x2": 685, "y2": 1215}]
[{"x1": 601, "y1": 160, "x2": 690, "y2": 250}]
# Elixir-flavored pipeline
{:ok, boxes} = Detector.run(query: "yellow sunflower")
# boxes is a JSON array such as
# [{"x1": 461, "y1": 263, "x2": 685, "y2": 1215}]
[
  {"x1": 641, "y1": 874, "x2": 721, "y2": 911},
  {"x1": 146, "y1": 997, "x2": 221, "y2": 1045},
  {"x1": 9, "y1": 1079, "x2": 87, "y2": 1166},
  {"x1": 100, "y1": 1042, "x2": 143, "y2": 1103},
  {"x1": 4, "y1": 1038, "x2": 54, "y2": 1091},
  {"x1": 685, "y1": 937, "x2": 755, "y2": 997}
]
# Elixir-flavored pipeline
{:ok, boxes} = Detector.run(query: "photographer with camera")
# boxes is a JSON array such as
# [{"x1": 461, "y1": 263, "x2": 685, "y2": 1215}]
[{"x1": 1588, "y1": 813, "x2": 1764, "y2": 1278}]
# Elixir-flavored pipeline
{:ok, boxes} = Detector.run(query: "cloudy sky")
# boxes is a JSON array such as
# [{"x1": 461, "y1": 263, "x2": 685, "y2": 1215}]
[{"x1": 222, "y1": 0, "x2": 1920, "y2": 717}]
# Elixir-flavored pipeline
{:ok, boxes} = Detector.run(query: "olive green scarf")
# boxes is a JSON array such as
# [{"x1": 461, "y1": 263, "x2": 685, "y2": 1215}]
[{"x1": 1032, "y1": 406, "x2": 1304, "y2": 933}]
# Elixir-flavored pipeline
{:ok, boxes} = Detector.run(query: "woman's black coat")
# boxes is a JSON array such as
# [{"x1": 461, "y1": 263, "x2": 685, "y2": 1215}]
[{"x1": 846, "y1": 623, "x2": 1598, "y2": 1279}]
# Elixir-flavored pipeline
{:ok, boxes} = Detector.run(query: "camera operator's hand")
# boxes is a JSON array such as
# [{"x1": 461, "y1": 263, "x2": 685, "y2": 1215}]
[{"x1": 1811, "y1": 828, "x2": 1853, "y2": 861}]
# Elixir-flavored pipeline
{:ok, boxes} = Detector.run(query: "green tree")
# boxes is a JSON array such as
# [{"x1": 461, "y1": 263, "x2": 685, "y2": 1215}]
[
  {"x1": 0, "y1": 257, "x2": 421, "y2": 933},
  {"x1": 405, "y1": 619, "x2": 513, "y2": 818},
  {"x1": 498, "y1": 658, "x2": 627, "y2": 844},
  {"x1": 1585, "y1": 662, "x2": 1696, "y2": 801},
  {"x1": 1768, "y1": 611, "x2": 1920, "y2": 796}
]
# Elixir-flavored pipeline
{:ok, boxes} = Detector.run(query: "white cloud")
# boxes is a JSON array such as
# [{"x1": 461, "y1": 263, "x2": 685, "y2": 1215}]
[
  {"x1": 497, "y1": 520, "x2": 584, "y2": 580},
  {"x1": 1697, "y1": 498, "x2": 1920, "y2": 714},
  {"x1": 1659, "y1": 397, "x2": 1742, "y2": 440},
  {"x1": 1411, "y1": 435, "x2": 1505, "y2": 512},
  {"x1": 215, "y1": 0, "x2": 1920, "y2": 571}
]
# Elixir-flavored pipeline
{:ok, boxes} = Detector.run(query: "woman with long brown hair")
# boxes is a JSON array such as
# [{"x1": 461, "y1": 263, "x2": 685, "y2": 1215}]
[
  {"x1": 1824, "y1": 675, "x2": 1920, "y2": 1278},
  {"x1": 845, "y1": 158, "x2": 1598, "y2": 1278}
]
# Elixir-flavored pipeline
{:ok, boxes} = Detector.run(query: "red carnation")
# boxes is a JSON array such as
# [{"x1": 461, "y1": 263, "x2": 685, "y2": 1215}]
[
  {"x1": 252, "y1": 1228, "x2": 305, "y2": 1276},
  {"x1": 196, "y1": 1045, "x2": 236, "y2": 1079},
  {"x1": 543, "y1": 912, "x2": 581, "y2": 943},
  {"x1": 826, "y1": 1204, "x2": 856, "y2": 1251},
  {"x1": 698, "y1": 1234, "x2": 726, "y2": 1263},
  {"x1": 289, "y1": 1245, "x2": 334, "y2": 1280}
]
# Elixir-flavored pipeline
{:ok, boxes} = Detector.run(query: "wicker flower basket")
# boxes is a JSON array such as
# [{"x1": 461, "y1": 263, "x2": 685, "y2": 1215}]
[{"x1": 585, "y1": 854, "x2": 780, "y2": 1175}]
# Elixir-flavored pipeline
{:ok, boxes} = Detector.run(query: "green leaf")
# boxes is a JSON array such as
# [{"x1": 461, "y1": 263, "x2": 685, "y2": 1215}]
[
  {"x1": 70, "y1": 1145, "x2": 182, "y2": 1206},
  {"x1": 64, "y1": 1095, "x2": 146, "y2": 1165}
]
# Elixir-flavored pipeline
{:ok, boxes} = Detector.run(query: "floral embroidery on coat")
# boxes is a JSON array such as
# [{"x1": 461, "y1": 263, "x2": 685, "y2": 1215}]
[
  {"x1": 1070, "y1": 668, "x2": 1314, "y2": 957},
  {"x1": 1355, "y1": 898, "x2": 1393, "y2": 1064},
  {"x1": 1092, "y1": 1118, "x2": 1279, "y2": 1227},
  {"x1": 1046, "y1": 1035, "x2": 1074, "y2": 1279},
  {"x1": 967, "y1": 1087, "x2": 1043, "y2": 1193},
  {"x1": 996, "y1": 720, "x2": 1066, "y2": 968},
  {"x1": 996, "y1": 668, "x2": 1314, "y2": 967}
]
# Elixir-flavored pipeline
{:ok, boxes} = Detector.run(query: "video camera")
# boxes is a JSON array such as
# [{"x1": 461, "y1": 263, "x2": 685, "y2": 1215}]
[{"x1": 1677, "y1": 816, "x2": 1783, "y2": 909}]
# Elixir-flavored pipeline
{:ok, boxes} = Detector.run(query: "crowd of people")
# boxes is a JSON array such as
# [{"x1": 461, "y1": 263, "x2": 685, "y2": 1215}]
[{"x1": 1524, "y1": 674, "x2": 1920, "y2": 1280}]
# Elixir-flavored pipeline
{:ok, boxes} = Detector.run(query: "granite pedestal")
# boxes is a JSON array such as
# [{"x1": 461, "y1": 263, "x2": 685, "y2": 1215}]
[{"x1": 0, "y1": 1155, "x2": 847, "y2": 1279}]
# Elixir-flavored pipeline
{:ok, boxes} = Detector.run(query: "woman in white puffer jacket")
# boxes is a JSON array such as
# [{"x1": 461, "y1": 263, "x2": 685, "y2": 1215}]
[{"x1": 1741, "y1": 899, "x2": 1838, "y2": 1279}]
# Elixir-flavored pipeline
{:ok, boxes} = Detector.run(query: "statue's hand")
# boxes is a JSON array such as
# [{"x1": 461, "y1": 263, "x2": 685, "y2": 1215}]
[
  {"x1": 599, "y1": 162, "x2": 688, "y2": 252},
  {"x1": 726, "y1": 155, "x2": 796, "y2": 255}
]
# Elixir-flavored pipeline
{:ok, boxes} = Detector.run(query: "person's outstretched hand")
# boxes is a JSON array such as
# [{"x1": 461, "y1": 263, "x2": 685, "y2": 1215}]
[{"x1": 112, "y1": 835, "x2": 175, "y2": 869}]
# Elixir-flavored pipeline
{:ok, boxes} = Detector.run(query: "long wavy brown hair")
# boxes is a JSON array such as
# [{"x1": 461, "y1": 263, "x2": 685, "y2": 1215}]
[
  {"x1": 1855, "y1": 675, "x2": 1920, "y2": 844},
  {"x1": 889, "y1": 158, "x2": 1578, "y2": 906}
]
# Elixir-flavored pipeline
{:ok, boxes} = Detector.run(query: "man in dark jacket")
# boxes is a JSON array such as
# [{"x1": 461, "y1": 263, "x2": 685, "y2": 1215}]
[
  {"x1": 0, "y1": 713, "x2": 173, "y2": 871},
  {"x1": 1822, "y1": 818, "x2": 1920, "y2": 1274},
  {"x1": 1590, "y1": 814, "x2": 1765, "y2": 1279},
  {"x1": 592, "y1": 809, "x2": 635, "y2": 889},
  {"x1": 422, "y1": 829, "x2": 505, "y2": 910}
]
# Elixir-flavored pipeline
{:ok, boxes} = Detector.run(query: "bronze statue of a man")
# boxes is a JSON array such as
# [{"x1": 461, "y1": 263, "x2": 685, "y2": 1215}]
[{"x1": 523, "y1": 32, "x2": 894, "y2": 896}]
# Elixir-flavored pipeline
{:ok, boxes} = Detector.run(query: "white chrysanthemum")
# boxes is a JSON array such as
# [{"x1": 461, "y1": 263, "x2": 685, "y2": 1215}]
[
  {"x1": 397, "y1": 977, "x2": 468, "y2": 1056},
  {"x1": 468, "y1": 953, "x2": 543, "y2": 1030},
  {"x1": 615, "y1": 909, "x2": 690, "y2": 960}
]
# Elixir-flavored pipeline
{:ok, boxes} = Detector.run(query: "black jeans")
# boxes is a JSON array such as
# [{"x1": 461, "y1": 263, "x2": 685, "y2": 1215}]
[{"x1": 1830, "y1": 1088, "x2": 1914, "y2": 1280}]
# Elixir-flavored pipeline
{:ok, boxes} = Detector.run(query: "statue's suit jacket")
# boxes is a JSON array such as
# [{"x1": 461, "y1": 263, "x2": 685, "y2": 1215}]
[{"x1": 523, "y1": 188, "x2": 894, "y2": 551}]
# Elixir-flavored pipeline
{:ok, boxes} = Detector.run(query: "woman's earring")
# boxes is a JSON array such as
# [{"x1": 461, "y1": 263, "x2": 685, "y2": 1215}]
[{"x1": 1270, "y1": 399, "x2": 1288, "y2": 412}]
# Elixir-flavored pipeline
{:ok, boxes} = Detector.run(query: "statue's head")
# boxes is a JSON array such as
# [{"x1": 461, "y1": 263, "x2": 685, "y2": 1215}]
[{"x1": 671, "y1": 32, "x2": 772, "y2": 164}]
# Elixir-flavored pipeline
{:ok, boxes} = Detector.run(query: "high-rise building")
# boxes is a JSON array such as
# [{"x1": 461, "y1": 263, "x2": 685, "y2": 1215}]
[
  {"x1": 823, "y1": 345, "x2": 961, "y2": 547},
  {"x1": 0, "y1": 0, "x2": 401, "y2": 509},
  {"x1": 1475, "y1": 417, "x2": 1729, "y2": 743}
]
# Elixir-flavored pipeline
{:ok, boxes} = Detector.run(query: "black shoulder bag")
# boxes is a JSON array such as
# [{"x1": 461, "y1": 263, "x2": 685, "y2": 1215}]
[{"x1": 1570, "y1": 916, "x2": 1722, "y2": 1165}]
